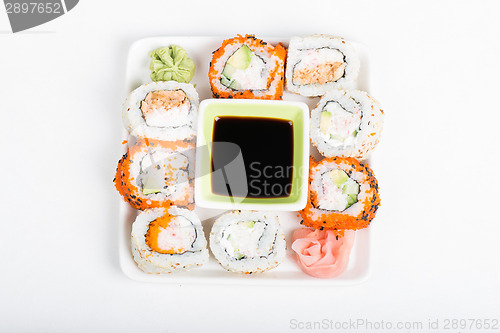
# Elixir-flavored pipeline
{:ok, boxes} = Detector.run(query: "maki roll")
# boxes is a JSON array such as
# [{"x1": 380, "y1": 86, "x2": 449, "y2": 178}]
[
  {"x1": 286, "y1": 35, "x2": 360, "y2": 96},
  {"x1": 300, "y1": 157, "x2": 380, "y2": 233},
  {"x1": 114, "y1": 139, "x2": 195, "y2": 210},
  {"x1": 122, "y1": 81, "x2": 199, "y2": 141},
  {"x1": 310, "y1": 89, "x2": 384, "y2": 159},
  {"x1": 131, "y1": 207, "x2": 209, "y2": 273},
  {"x1": 210, "y1": 211, "x2": 286, "y2": 274},
  {"x1": 209, "y1": 35, "x2": 287, "y2": 100}
]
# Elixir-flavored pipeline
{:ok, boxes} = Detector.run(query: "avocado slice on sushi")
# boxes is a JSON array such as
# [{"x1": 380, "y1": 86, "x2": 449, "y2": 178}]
[
  {"x1": 221, "y1": 45, "x2": 254, "y2": 89},
  {"x1": 141, "y1": 166, "x2": 167, "y2": 195},
  {"x1": 328, "y1": 169, "x2": 348, "y2": 186},
  {"x1": 142, "y1": 187, "x2": 161, "y2": 195},
  {"x1": 142, "y1": 174, "x2": 164, "y2": 195},
  {"x1": 330, "y1": 134, "x2": 345, "y2": 142},
  {"x1": 320, "y1": 111, "x2": 331, "y2": 135},
  {"x1": 244, "y1": 220, "x2": 255, "y2": 228},
  {"x1": 225, "y1": 45, "x2": 252, "y2": 72}
]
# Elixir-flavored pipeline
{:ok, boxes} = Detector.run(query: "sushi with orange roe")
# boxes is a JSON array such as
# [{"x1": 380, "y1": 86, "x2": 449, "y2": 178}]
[
  {"x1": 114, "y1": 138, "x2": 195, "y2": 210},
  {"x1": 299, "y1": 157, "x2": 380, "y2": 235},
  {"x1": 208, "y1": 35, "x2": 286, "y2": 100}
]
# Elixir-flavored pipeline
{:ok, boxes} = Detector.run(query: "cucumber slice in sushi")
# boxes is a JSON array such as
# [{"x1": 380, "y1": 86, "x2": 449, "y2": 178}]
[
  {"x1": 310, "y1": 89, "x2": 384, "y2": 159},
  {"x1": 300, "y1": 156, "x2": 380, "y2": 232},
  {"x1": 220, "y1": 44, "x2": 266, "y2": 90},
  {"x1": 114, "y1": 139, "x2": 195, "y2": 210},
  {"x1": 221, "y1": 45, "x2": 252, "y2": 80},
  {"x1": 210, "y1": 210, "x2": 286, "y2": 274},
  {"x1": 209, "y1": 35, "x2": 286, "y2": 100}
]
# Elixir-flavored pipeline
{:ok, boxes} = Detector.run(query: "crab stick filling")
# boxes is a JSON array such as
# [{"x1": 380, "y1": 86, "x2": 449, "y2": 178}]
[
  {"x1": 293, "y1": 48, "x2": 346, "y2": 85},
  {"x1": 145, "y1": 215, "x2": 196, "y2": 254},
  {"x1": 319, "y1": 99, "x2": 362, "y2": 147}
]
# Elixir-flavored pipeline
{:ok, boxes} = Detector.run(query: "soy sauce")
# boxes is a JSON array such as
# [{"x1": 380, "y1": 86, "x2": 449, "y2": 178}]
[{"x1": 211, "y1": 116, "x2": 294, "y2": 198}]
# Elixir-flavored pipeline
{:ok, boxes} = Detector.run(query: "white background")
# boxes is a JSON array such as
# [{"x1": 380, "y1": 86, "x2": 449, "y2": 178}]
[{"x1": 1, "y1": 1, "x2": 499, "y2": 332}]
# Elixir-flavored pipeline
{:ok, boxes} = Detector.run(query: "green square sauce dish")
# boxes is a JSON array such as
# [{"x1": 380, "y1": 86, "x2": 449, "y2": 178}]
[{"x1": 195, "y1": 99, "x2": 309, "y2": 211}]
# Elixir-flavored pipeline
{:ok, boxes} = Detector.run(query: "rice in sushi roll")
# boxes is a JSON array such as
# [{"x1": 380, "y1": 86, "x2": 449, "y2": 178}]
[
  {"x1": 114, "y1": 139, "x2": 195, "y2": 210},
  {"x1": 122, "y1": 81, "x2": 199, "y2": 141},
  {"x1": 131, "y1": 207, "x2": 208, "y2": 273},
  {"x1": 300, "y1": 157, "x2": 380, "y2": 234},
  {"x1": 210, "y1": 210, "x2": 286, "y2": 274},
  {"x1": 310, "y1": 89, "x2": 384, "y2": 159},
  {"x1": 209, "y1": 35, "x2": 287, "y2": 100},
  {"x1": 286, "y1": 35, "x2": 360, "y2": 96}
]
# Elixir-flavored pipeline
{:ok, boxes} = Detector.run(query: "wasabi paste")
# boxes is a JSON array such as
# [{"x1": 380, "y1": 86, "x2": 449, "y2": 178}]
[{"x1": 149, "y1": 45, "x2": 195, "y2": 83}]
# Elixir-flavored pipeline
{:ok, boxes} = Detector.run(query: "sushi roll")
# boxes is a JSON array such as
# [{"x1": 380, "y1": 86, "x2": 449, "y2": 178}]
[
  {"x1": 300, "y1": 157, "x2": 380, "y2": 233},
  {"x1": 114, "y1": 139, "x2": 195, "y2": 210},
  {"x1": 131, "y1": 207, "x2": 209, "y2": 273},
  {"x1": 209, "y1": 35, "x2": 287, "y2": 100},
  {"x1": 310, "y1": 89, "x2": 384, "y2": 159},
  {"x1": 122, "y1": 81, "x2": 199, "y2": 141},
  {"x1": 210, "y1": 211, "x2": 286, "y2": 274},
  {"x1": 286, "y1": 35, "x2": 360, "y2": 96}
]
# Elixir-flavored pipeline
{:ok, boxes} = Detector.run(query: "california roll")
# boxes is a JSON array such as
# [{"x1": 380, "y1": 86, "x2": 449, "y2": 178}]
[
  {"x1": 131, "y1": 207, "x2": 208, "y2": 273},
  {"x1": 209, "y1": 35, "x2": 286, "y2": 100},
  {"x1": 286, "y1": 35, "x2": 360, "y2": 96},
  {"x1": 300, "y1": 157, "x2": 380, "y2": 234},
  {"x1": 122, "y1": 81, "x2": 199, "y2": 141},
  {"x1": 210, "y1": 210, "x2": 286, "y2": 274},
  {"x1": 310, "y1": 89, "x2": 384, "y2": 159}
]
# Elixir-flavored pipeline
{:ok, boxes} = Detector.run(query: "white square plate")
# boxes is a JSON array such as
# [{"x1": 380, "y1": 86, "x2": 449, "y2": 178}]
[{"x1": 119, "y1": 36, "x2": 374, "y2": 285}]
